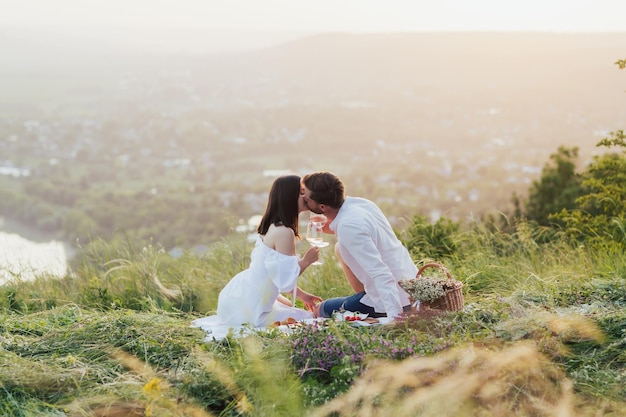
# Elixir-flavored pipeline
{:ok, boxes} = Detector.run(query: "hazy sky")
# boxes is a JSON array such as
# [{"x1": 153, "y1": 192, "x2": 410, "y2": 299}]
[
  {"x1": 3, "y1": 0, "x2": 625, "y2": 31},
  {"x1": 2, "y1": 0, "x2": 625, "y2": 53}
]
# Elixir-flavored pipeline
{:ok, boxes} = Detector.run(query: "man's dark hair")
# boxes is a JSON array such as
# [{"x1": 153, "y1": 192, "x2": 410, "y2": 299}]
[{"x1": 302, "y1": 172, "x2": 345, "y2": 208}]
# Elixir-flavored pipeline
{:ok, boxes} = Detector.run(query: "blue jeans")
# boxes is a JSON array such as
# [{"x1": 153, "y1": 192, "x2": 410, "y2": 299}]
[{"x1": 319, "y1": 291, "x2": 411, "y2": 318}]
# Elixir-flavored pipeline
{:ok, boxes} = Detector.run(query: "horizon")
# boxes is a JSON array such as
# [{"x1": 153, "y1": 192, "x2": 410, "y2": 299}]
[
  {"x1": 2, "y1": 0, "x2": 626, "y2": 54},
  {"x1": 3, "y1": 26, "x2": 626, "y2": 57}
]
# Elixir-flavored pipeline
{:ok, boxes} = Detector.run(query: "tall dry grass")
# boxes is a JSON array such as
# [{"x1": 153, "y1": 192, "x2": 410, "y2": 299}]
[{"x1": 308, "y1": 341, "x2": 623, "y2": 417}]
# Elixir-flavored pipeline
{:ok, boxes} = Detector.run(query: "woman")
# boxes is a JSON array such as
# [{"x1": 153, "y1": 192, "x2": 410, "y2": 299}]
[{"x1": 192, "y1": 174, "x2": 322, "y2": 339}]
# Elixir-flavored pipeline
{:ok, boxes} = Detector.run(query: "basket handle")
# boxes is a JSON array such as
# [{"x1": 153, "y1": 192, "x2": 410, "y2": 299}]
[{"x1": 416, "y1": 262, "x2": 453, "y2": 281}]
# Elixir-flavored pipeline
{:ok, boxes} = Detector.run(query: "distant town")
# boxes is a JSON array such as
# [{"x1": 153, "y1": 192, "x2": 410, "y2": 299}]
[{"x1": 1, "y1": 32, "x2": 625, "y2": 249}]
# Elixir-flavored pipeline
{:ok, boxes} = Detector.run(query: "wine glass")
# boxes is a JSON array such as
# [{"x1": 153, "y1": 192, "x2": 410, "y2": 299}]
[{"x1": 306, "y1": 220, "x2": 329, "y2": 265}]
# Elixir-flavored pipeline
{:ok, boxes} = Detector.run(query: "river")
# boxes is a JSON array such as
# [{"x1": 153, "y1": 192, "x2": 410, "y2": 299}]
[{"x1": 0, "y1": 218, "x2": 70, "y2": 285}]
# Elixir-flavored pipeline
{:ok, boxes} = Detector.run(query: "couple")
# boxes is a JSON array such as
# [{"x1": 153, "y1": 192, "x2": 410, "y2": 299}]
[{"x1": 191, "y1": 171, "x2": 416, "y2": 339}]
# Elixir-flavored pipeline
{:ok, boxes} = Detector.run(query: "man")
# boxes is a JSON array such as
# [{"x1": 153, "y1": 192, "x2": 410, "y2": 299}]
[{"x1": 301, "y1": 171, "x2": 417, "y2": 320}]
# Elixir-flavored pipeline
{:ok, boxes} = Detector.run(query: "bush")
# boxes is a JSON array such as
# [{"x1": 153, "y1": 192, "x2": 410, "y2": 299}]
[{"x1": 401, "y1": 215, "x2": 460, "y2": 260}]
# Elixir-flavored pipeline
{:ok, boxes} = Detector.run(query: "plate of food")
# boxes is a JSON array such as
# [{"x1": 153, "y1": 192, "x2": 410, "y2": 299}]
[
  {"x1": 335, "y1": 311, "x2": 382, "y2": 326},
  {"x1": 269, "y1": 317, "x2": 304, "y2": 330}
]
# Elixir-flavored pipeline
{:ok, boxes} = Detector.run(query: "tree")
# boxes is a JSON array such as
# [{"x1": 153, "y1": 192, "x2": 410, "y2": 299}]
[
  {"x1": 554, "y1": 130, "x2": 626, "y2": 243},
  {"x1": 551, "y1": 58, "x2": 626, "y2": 243},
  {"x1": 516, "y1": 58, "x2": 626, "y2": 244},
  {"x1": 522, "y1": 146, "x2": 582, "y2": 227}
]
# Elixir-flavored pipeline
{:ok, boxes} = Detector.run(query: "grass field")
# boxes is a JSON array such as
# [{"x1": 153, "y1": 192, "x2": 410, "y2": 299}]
[{"x1": 1, "y1": 221, "x2": 625, "y2": 416}]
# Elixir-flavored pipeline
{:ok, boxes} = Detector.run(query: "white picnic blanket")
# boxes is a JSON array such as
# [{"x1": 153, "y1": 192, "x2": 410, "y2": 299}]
[{"x1": 191, "y1": 312, "x2": 393, "y2": 341}]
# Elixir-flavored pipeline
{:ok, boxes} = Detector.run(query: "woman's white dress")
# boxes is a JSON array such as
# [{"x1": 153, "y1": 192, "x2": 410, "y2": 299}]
[{"x1": 191, "y1": 235, "x2": 313, "y2": 340}]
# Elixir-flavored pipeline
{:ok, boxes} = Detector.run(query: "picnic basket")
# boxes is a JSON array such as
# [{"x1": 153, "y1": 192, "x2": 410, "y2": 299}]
[{"x1": 401, "y1": 262, "x2": 464, "y2": 312}]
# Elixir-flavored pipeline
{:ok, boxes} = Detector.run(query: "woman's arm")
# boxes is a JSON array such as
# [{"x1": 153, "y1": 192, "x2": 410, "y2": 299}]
[
  {"x1": 298, "y1": 246, "x2": 319, "y2": 275},
  {"x1": 276, "y1": 293, "x2": 293, "y2": 306},
  {"x1": 296, "y1": 287, "x2": 323, "y2": 311}
]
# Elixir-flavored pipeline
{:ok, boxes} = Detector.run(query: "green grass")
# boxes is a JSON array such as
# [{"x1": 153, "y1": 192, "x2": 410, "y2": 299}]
[{"x1": 1, "y1": 223, "x2": 625, "y2": 416}]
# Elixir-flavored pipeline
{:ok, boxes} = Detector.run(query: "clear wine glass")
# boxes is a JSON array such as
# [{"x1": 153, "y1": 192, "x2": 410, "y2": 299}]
[{"x1": 306, "y1": 220, "x2": 329, "y2": 265}]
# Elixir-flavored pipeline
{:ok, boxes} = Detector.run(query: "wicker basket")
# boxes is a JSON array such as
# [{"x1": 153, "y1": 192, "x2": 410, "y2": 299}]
[{"x1": 409, "y1": 262, "x2": 464, "y2": 312}]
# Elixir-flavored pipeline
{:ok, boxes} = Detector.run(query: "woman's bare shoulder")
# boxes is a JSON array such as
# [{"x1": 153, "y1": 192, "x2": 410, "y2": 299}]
[
  {"x1": 264, "y1": 224, "x2": 294, "y2": 244},
  {"x1": 267, "y1": 224, "x2": 294, "y2": 236},
  {"x1": 265, "y1": 224, "x2": 296, "y2": 255}
]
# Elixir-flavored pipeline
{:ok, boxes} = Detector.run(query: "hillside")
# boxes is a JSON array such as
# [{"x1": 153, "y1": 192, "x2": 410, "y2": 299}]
[{"x1": 1, "y1": 31, "x2": 625, "y2": 247}]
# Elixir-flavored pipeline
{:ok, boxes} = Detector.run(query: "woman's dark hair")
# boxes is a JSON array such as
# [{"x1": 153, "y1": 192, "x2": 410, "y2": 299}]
[
  {"x1": 257, "y1": 174, "x2": 301, "y2": 237},
  {"x1": 302, "y1": 171, "x2": 345, "y2": 208}
]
